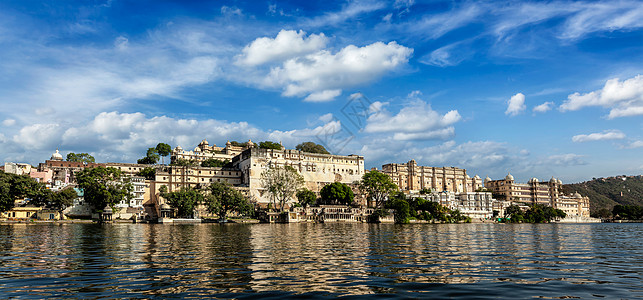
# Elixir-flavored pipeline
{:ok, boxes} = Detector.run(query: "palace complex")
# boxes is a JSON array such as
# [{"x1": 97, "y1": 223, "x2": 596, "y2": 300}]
[{"x1": 1, "y1": 140, "x2": 592, "y2": 222}]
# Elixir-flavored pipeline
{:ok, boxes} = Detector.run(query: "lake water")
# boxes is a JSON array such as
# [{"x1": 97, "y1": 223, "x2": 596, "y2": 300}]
[{"x1": 0, "y1": 223, "x2": 641, "y2": 299}]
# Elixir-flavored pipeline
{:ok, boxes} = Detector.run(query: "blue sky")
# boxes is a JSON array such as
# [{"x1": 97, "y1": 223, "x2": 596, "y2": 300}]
[{"x1": 1, "y1": 0, "x2": 642, "y2": 183}]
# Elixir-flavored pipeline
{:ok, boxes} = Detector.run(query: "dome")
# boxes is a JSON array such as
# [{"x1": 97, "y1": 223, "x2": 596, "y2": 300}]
[
  {"x1": 194, "y1": 147, "x2": 201, "y2": 152},
  {"x1": 51, "y1": 149, "x2": 63, "y2": 161},
  {"x1": 505, "y1": 173, "x2": 514, "y2": 181},
  {"x1": 574, "y1": 192, "x2": 581, "y2": 198},
  {"x1": 550, "y1": 177, "x2": 557, "y2": 183},
  {"x1": 175, "y1": 145, "x2": 183, "y2": 151},
  {"x1": 201, "y1": 139, "x2": 209, "y2": 146},
  {"x1": 474, "y1": 175, "x2": 481, "y2": 180},
  {"x1": 247, "y1": 139, "x2": 254, "y2": 147},
  {"x1": 529, "y1": 177, "x2": 539, "y2": 184},
  {"x1": 465, "y1": 174, "x2": 470, "y2": 179},
  {"x1": 484, "y1": 176, "x2": 492, "y2": 182},
  {"x1": 558, "y1": 179, "x2": 563, "y2": 184}
]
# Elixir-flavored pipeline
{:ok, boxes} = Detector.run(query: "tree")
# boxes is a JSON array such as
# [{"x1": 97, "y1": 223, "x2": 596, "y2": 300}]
[
  {"x1": 357, "y1": 170, "x2": 398, "y2": 208},
  {"x1": 160, "y1": 186, "x2": 203, "y2": 218},
  {"x1": 30, "y1": 187, "x2": 77, "y2": 219},
  {"x1": 76, "y1": 167, "x2": 132, "y2": 212},
  {"x1": 201, "y1": 158, "x2": 232, "y2": 168},
  {"x1": 261, "y1": 166, "x2": 304, "y2": 211},
  {"x1": 295, "y1": 142, "x2": 330, "y2": 154},
  {"x1": 66, "y1": 153, "x2": 95, "y2": 163},
  {"x1": 0, "y1": 171, "x2": 43, "y2": 213},
  {"x1": 170, "y1": 158, "x2": 198, "y2": 166},
  {"x1": 155, "y1": 143, "x2": 172, "y2": 165},
  {"x1": 504, "y1": 205, "x2": 524, "y2": 221},
  {"x1": 137, "y1": 167, "x2": 156, "y2": 180},
  {"x1": 259, "y1": 141, "x2": 282, "y2": 150},
  {"x1": 319, "y1": 182, "x2": 354, "y2": 205},
  {"x1": 204, "y1": 182, "x2": 250, "y2": 221},
  {"x1": 296, "y1": 188, "x2": 316, "y2": 208},
  {"x1": 385, "y1": 192, "x2": 410, "y2": 223},
  {"x1": 137, "y1": 148, "x2": 159, "y2": 164},
  {"x1": 229, "y1": 141, "x2": 245, "y2": 147}
]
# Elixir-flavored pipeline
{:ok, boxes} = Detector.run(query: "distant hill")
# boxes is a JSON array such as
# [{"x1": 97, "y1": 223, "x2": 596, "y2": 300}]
[{"x1": 563, "y1": 175, "x2": 643, "y2": 213}]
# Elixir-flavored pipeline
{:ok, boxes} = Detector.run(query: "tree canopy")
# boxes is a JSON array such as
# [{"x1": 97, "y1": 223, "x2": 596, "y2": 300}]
[
  {"x1": 137, "y1": 167, "x2": 156, "y2": 180},
  {"x1": 160, "y1": 186, "x2": 203, "y2": 218},
  {"x1": 261, "y1": 166, "x2": 304, "y2": 211},
  {"x1": 612, "y1": 205, "x2": 643, "y2": 220},
  {"x1": 503, "y1": 204, "x2": 566, "y2": 223},
  {"x1": 296, "y1": 188, "x2": 316, "y2": 208},
  {"x1": 319, "y1": 182, "x2": 354, "y2": 205},
  {"x1": 76, "y1": 167, "x2": 132, "y2": 212},
  {"x1": 204, "y1": 182, "x2": 251, "y2": 220},
  {"x1": 201, "y1": 158, "x2": 232, "y2": 168},
  {"x1": 0, "y1": 171, "x2": 43, "y2": 213},
  {"x1": 30, "y1": 187, "x2": 77, "y2": 216},
  {"x1": 295, "y1": 142, "x2": 330, "y2": 154},
  {"x1": 156, "y1": 143, "x2": 172, "y2": 164},
  {"x1": 66, "y1": 153, "x2": 95, "y2": 163},
  {"x1": 357, "y1": 170, "x2": 398, "y2": 208},
  {"x1": 137, "y1": 147, "x2": 160, "y2": 164},
  {"x1": 170, "y1": 158, "x2": 199, "y2": 167},
  {"x1": 259, "y1": 141, "x2": 282, "y2": 150}
]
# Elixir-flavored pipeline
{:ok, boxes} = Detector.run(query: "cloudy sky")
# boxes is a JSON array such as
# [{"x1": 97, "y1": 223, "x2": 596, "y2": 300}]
[{"x1": 1, "y1": 0, "x2": 642, "y2": 183}]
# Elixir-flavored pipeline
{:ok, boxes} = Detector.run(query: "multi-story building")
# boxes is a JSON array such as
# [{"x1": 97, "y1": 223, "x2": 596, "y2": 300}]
[
  {"x1": 484, "y1": 174, "x2": 590, "y2": 217},
  {"x1": 170, "y1": 139, "x2": 256, "y2": 163},
  {"x1": 416, "y1": 191, "x2": 496, "y2": 219},
  {"x1": 382, "y1": 160, "x2": 483, "y2": 194},
  {"x1": 38, "y1": 150, "x2": 105, "y2": 184},
  {"x1": 233, "y1": 147, "x2": 365, "y2": 207}
]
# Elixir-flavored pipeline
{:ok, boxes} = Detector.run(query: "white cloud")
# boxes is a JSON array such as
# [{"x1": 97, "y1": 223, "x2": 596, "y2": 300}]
[
  {"x1": 505, "y1": 93, "x2": 526, "y2": 116},
  {"x1": 559, "y1": 75, "x2": 643, "y2": 118},
  {"x1": 2, "y1": 119, "x2": 15, "y2": 126},
  {"x1": 533, "y1": 101, "x2": 554, "y2": 113},
  {"x1": 623, "y1": 140, "x2": 643, "y2": 149},
  {"x1": 364, "y1": 100, "x2": 460, "y2": 141},
  {"x1": 318, "y1": 113, "x2": 334, "y2": 123},
  {"x1": 572, "y1": 130, "x2": 626, "y2": 142},
  {"x1": 13, "y1": 123, "x2": 63, "y2": 150},
  {"x1": 265, "y1": 41, "x2": 412, "y2": 100},
  {"x1": 304, "y1": 89, "x2": 342, "y2": 102},
  {"x1": 304, "y1": 0, "x2": 386, "y2": 28},
  {"x1": 221, "y1": 6, "x2": 243, "y2": 17},
  {"x1": 235, "y1": 30, "x2": 328, "y2": 66},
  {"x1": 545, "y1": 153, "x2": 587, "y2": 166}
]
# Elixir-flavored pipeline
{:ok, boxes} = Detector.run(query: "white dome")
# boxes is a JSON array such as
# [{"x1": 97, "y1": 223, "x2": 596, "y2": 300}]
[
  {"x1": 505, "y1": 173, "x2": 514, "y2": 181},
  {"x1": 484, "y1": 176, "x2": 492, "y2": 182},
  {"x1": 529, "y1": 177, "x2": 539, "y2": 183},
  {"x1": 558, "y1": 179, "x2": 563, "y2": 184},
  {"x1": 474, "y1": 175, "x2": 481, "y2": 180},
  {"x1": 550, "y1": 177, "x2": 557, "y2": 183},
  {"x1": 51, "y1": 149, "x2": 63, "y2": 161}
]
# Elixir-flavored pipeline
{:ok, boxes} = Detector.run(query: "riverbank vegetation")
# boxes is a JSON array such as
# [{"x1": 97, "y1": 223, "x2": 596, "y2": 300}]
[{"x1": 502, "y1": 204, "x2": 566, "y2": 223}]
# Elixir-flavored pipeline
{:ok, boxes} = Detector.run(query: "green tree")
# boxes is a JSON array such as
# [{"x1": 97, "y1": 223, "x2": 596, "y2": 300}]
[
  {"x1": 296, "y1": 188, "x2": 317, "y2": 208},
  {"x1": 357, "y1": 170, "x2": 398, "y2": 208},
  {"x1": 261, "y1": 166, "x2": 304, "y2": 211},
  {"x1": 137, "y1": 148, "x2": 160, "y2": 164},
  {"x1": 170, "y1": 158, "x2": 198, "y2": 166},
  {"x1": 76, "y1": 167, "x2": 132, "y2": 212},
  {"x1": 0, "y1": 171, "x2": 44, "y2": 213},
  {"x1": 259, "y1": 141, "x2": 282, "y2": 150},
  {"x1": 155, "y1": 143, "x2": 172, "y2": 164},
  {"x1": 613, "y1": 205, "x2": 643, "y2": 220},
  {"x1": 66, "y1": 153, "x2": 95, "y2": 163},
  {"x1": 137, "y1": 167, "x2": 156, "y2": 180},
  {"x1": 201, "y1": 158, "x2": 232, "y2": 168},
  {"x1": 319, "y1": 182, "x2": 354, "y2": 205},
  {"x1": 385, "y1": 192, "x2": 410, "y2": 223},
  {"x1": 592, "y1": 208, "x2": 612, "y2": 219},
  {"x1": 204, "y1": 182, "x2": 250, "y2": 221},
  {"x1": 229, "y1": 141, "x2": 245, "y2": 147},
  {"x1": 504, "y1": 204, "x2": 524, "y2": 222},
  {"x1": 30, "y1": 187, "x2": 77, "y2": 219},
  {"x1": 295, "y1": 142, "x2": 330, "y2": 154},
  {"x1": 161, "y1": 186, "x2": 203, "y2": 218}
]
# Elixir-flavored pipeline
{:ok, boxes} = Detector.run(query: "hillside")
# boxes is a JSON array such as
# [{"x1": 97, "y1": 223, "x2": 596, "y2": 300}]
[{"x1": 563, "y1": 175, "x2": 643, "y2": 214}]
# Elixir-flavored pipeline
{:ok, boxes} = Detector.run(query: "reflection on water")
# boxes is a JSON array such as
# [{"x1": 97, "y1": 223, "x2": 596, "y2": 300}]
[{"x1": 0, "y1": 223, "x2": 641, "y2": 298}]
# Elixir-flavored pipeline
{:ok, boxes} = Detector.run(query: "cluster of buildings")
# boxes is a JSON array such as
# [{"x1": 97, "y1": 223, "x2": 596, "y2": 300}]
[{"x1": 1, "y1": 138, "x2": 591, "y2": 222}]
